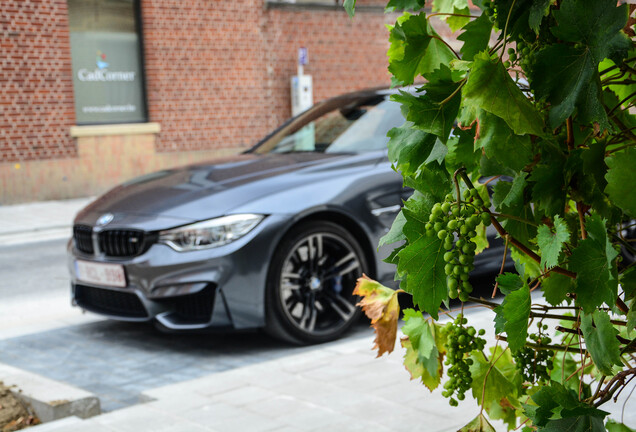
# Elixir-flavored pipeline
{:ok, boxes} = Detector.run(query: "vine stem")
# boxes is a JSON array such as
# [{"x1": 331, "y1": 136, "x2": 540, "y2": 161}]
[
  {"x1": 453, "y1": 168, "x2": 463, "y2": 205},
  {"x1": 593, "y1": 367, "x2": 636, "y2": 407},
  {"x1": 491, "y1": 235, "x2": 510, "y2": 298},
  {"x1": 490, "y1": 212, "x2": 538, "y2": 227},
  {"x1": 426, "y1": 12, "x2": 477, "y2": 20},
  {"x1": 431, "y1": 35, "x2": 460, "y2": 59},
  {"x1": 440, "y1": 80, "x2": 466, "y2": 107},
  {"x1": 457, "y1": 170, "x2": 576, "y2": 279},
  {"x1": 496, "y1": 335, "x2": 587, "y2": 354},
  {"x1": 480, "y1": 340, "x2": 505, "y2": 416},
  {"x1": 576, "y1": 202, "x2": 588, "y2": 240},
  {"x1": 499, "y1": 0, "x2": 517, "y2": 62},
  {"x1": 578, "y1": 309, "x2": 585, "y2": 400}
]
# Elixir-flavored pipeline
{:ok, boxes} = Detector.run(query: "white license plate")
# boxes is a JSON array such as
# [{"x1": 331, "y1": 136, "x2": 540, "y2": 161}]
[{"x1": 75, "y1": 260, "x2": 126, "y2": 288}]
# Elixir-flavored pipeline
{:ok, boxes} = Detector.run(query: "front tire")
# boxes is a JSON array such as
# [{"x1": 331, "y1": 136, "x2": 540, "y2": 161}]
[{"x1": 265, "y1": 221, "x2": 368, "y2": 344}]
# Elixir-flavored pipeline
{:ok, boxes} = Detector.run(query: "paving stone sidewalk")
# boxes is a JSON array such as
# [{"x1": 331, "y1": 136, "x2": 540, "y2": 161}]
[{"x1": 29, "y1": 306, "x2": 636, "y2": 432}]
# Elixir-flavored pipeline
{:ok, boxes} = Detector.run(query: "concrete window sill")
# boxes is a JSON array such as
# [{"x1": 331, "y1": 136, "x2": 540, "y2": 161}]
[
  {"x1": 264, "y1": 1, "x2": 384, "y2": 12},
  {"x1": 70, "y1": 123, "x2": 161, "y2": 138}
]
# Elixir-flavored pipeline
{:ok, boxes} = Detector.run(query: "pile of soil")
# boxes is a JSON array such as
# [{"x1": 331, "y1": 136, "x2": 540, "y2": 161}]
[{"x1": 0, "y1": 382, "x2": 39, "y2": 431}]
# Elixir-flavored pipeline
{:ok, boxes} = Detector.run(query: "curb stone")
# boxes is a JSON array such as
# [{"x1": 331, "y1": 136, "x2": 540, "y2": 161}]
[{"x1": 0, "y1": 362, "x2": 100, "y2": 422}]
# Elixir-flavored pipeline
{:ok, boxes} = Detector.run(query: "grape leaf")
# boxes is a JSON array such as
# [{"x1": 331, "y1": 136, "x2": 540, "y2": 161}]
[
  {"x1": 580, "y1": 310, "x2": 622, "y2": 375},
  {"x1": 458, "y1": 413, "x2": 497, "y2": 432},
  {"x1": 379, "y1": 209, "x2": 406, "y2": 247},
  {"x1": 432, "y1": 0, "x2": 469, "y2": 32},
  {"x1": 539, "y1": 415, "x2": 606, "y2": 432},
  {"x1": 424, "y1": 139, "x2": 447, "y2": 165},
  {"x1": 463, "y1": 51, "x2": 545, "y2": 137},
  {"x1": 445, "y1": 125, "x2": 480, "y2": 174},
  {"x1": 392, "y1": 73, "x2": 462, "y2": 143},
  {"x1": 532, "y1": 44, "x2": 608, "y2": 129},
  {"x1": 496, "y1": 273, "x2": 524, "y2": 295},
  {"x1": 396, "y1": 231, "x2": 447, "y2": 320},
  {"x1": 493, "y1": 172, "x2": 528, "y2": 210},
  {"x1": 353, "y1": 275, "x2": 401, "y2": 357},
  {"x1": 511, "y1": 246, "x2": 542, "y2": 280},
  {"x1": 387, "y1": 122, "x2": 438, "y2": 177},
  {"x1": 343, "y1": 0, "x2": 356, "y2": 17},
  {"x1": 385, "y1": 0, "x2": 425, "y2": 12},
  {"x1": 627, "y1": 304, "x2": 636, "y2": 337},
  {"x1": 537, "y1": 215, "x2": 570, "y2": 269},
  {"x1": 621, "y1": 267, "x2": 636, "y2": 301},
  {"x1": 529, "y1": 0, "x2": 552, "y2": 34},
  {"x1": 551, "y1": 0, "x2": 630, "y2": 62},
  {"x1": 542, "y1": 272, "x2": 574, "y2": 306},
  {"x1": 470, "y1": 348, "x2": 521, "y2": 427},
  {"x1": 475, "y1": 111, "x2": 534, "y2": 172},
  {"x1": 529, "y1": 145, "x2": 567, "y2": 216},
  {"x1": 471, "y1": 222, "x2": 489, "y2": 255},
  {"x1": 525, "y1": 381, "x2": 608, "y2": 427},
  {"x1": 401, "y1": 190, "x2": 435, "y2": 239},
  {"x1": 401, "y1": 309, "x2": 447, "y2": 390},
  {"x1": 493, "y1": 280, "x2": 531, "y2": 353},
  {"x1": 494, "y1": 0, "x2": 533, "y2": 39},
  {"x1": 387, "y1": 13, "x2": 456, "y2": 84},
  {"x1": 605, "y1": 148, "x2": 636, "y2": 218},
  {"x1": 569, "y1": 215, "x2": 619, "y2": 313},
  {"x1": 405, "y1": 162, "x2": 452, "y2": 202},
  {"x1": 447, "y1": 6, "x2": 471, "y2": 33},
  {"x1": 531, "y1": 0, "x2": 630, "y2": 129},
  {"x1": 458, "y1": 14, "x2": 492, "y2": 61},
  {"x1": 606, "y1": 420, "x2": 636, "y2": 432}
]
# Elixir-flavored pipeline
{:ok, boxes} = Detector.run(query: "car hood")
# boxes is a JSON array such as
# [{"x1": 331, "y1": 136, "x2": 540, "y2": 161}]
[{"x1": 76, "y1": 152, "x2": 384, "y2": 230}]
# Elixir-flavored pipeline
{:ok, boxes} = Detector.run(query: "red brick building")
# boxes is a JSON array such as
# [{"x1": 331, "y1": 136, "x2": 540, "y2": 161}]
[{"x1": 0, "y1": 0, "x2": 441, "y2": 204}]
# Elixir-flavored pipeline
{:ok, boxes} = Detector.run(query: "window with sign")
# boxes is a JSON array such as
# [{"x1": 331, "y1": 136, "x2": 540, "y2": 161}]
[{"x1": 68, "y1": 0, "x2": 147, "y2": 124}]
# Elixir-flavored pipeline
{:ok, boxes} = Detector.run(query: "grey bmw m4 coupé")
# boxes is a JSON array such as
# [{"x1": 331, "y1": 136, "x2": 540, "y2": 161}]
[{"x1": 68, "y1": 88, "x2": 502, "y2": 344}]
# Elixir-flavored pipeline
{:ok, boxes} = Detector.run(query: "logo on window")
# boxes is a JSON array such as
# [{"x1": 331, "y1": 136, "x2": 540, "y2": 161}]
[
  {"x1": 96, "y1": 50, "x2": 109, "y2": 70},
  {"x1": 77, "y1": 51, "x2": 136, "y2": 82}
]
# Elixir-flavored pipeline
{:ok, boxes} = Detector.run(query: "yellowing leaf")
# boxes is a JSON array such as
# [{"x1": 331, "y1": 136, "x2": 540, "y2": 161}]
[
  {"x1": 354, "y1": 275, "x2": 401, "y2": 357},
  {"x1": 458, "y1": 413, "x2": 497, "y2": 432}
]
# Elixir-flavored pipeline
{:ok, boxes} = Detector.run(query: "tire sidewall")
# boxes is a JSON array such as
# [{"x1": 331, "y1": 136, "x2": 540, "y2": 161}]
[{"x1": 265, "y1": 220, "x2": 368, "y2": 344}]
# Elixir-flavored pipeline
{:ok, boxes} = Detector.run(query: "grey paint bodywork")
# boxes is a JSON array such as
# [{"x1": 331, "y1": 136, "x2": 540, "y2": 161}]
[
  {"x1": 67, "y1": 88, "x2": 505, "y2": 332},
  {"x1": 68, "y1": 149, "x2": 406, "y2": 330}
]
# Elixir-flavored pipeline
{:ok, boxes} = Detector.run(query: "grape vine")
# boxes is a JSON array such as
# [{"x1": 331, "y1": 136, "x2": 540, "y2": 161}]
[{"x1": 345, "y1": 0, "x2": 636, "y2": 430}]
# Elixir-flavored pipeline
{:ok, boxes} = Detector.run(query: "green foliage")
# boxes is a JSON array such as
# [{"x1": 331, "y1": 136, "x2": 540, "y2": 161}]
[
  {"x1": 569, "y1": 215, "x2": 619, "y2": 313},
  {"x1": 605, "y1": 148, "x2": 636, "y2": 217},
  {"x1": 346, "y1": 0, "x2": 636, "y2": 429},
  {"x1": 537, "y1": 215, "x2": 570, "y2": 269},
  {"x1": 401, "y1": 309, "x2": 447, "y2": 390},
  {"x1": 580, "y1": 311, "x2": 622, "y2": 376},
  {"x1": 493, "y1": 275, "x2": 530, "y2": 353}
]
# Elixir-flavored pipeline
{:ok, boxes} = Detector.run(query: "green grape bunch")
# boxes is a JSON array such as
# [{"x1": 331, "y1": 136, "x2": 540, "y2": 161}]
[
  {"x1": 513, "y1": 323, "x2": 555, "y2": 383},
  {"x1": 442, "y1": 314, "x2": 487, "y2": 406},
  {"x1": 425, "y1": 189, "x2": 491, "y2": 302}
]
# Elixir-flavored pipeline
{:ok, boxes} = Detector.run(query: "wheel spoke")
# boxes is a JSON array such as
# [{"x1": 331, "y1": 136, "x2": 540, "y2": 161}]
[
  {"x1": 324, "y1": 292, "x2": 356, "y2": 321},
  {"x1": 299, "y1": 293, "x2": 317, "y2": 331},
  {"x1": 282, "y1": 272, "x2": 302, "y2": 281}
]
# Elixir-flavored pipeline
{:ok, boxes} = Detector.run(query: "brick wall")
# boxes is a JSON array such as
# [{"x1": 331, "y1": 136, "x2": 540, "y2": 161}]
[
  {"x1": 0, "y1": 0, "x2": 76, "y2": 163},
  {"x1": 142, "y1": 0, "x2": 393, "y2": 154}
]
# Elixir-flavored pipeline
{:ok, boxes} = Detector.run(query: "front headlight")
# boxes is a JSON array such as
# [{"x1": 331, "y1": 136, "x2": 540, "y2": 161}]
[{"x1": 159, "y1": 214, "x2": 264, "y2": 252}]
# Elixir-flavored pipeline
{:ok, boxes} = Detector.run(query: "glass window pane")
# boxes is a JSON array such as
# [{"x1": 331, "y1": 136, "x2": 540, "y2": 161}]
[{"x1": 68, "y1": 0, "x2": 147, "y2": 124}]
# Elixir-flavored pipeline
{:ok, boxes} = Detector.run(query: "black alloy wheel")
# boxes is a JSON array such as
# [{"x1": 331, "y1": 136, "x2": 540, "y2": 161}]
[{"x1": 265, "y1": 221, "x2": 368, "y2": 344}]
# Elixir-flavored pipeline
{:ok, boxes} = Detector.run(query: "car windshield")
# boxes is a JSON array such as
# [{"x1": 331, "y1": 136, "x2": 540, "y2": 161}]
[{"x1": 251, "y1": 96, "x2": 405, "y2": 154}]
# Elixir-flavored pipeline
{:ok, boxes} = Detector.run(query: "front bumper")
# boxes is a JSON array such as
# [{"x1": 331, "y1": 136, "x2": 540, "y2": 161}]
[{"x1": 67, "y1": 214, "x2": 289, "y2": 331}]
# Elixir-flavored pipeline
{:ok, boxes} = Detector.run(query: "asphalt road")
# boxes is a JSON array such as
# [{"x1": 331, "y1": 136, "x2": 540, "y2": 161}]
[
  {"x1": 0, "y1": 238, "x2": 374, "y2": 411},
  {"x1": 0, "y1": 237, "x2": 95, "y2": 338}
]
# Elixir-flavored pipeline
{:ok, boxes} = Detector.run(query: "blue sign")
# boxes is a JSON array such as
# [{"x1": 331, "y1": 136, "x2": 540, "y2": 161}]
[{"x1": 298, "y1": 47, "x2": 308, "y2": 66}]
